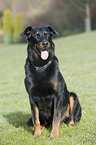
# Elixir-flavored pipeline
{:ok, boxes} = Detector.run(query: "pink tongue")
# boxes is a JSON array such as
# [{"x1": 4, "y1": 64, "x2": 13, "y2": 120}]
[{"x1": 41, "y1": 51, "x2": 49, "y2": 60}]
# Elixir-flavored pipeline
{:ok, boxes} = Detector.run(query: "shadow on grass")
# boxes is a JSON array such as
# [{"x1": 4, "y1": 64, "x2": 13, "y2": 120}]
[
  {"x1": 3, "y1": 112, "x2": 52, "y2": 135},
  {"x1": 3, "y1": 112, "x2": 34, "y2": 134}
]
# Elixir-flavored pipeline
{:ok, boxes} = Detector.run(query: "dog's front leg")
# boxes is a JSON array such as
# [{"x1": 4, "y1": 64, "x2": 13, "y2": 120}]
[
  {"x1": 50, "y1": 98, "x2": 62, "y2": 138},
  {"x1": 30, "y1": 98, "x2": 41, "y2": 137}
]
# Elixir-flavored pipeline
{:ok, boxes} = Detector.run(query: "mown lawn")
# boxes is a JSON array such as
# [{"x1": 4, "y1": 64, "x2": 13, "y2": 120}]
[{"x1": 0, "y1": 31, "x2": 96, "y2": 145}]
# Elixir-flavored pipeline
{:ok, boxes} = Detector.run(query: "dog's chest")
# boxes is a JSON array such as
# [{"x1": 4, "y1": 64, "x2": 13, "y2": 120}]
[
  {"x1": 31, "y1": 82, "x2": 56, "y2": 97},
  {"x1": 33, "y1": 94, "x2": 54, "y2": 121}
]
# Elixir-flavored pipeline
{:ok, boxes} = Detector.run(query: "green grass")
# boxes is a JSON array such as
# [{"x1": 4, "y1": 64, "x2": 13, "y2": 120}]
[{"x1": 0, "y1": 31, "x2": 96, "y2": 145}]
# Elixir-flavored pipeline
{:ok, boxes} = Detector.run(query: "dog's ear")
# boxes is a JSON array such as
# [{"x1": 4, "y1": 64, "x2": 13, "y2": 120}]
[
  {"x1": 20, "y1": 26, "x2": 32, "y2": 38},
  {"x1": 45, "y1": 25, "x2": 59, "y2": 36}
]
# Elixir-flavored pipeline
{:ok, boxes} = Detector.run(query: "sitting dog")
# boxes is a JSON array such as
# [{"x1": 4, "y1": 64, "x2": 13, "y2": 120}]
[{"x1": 20, "y1": 25, "x2": 82, "y2": 138}]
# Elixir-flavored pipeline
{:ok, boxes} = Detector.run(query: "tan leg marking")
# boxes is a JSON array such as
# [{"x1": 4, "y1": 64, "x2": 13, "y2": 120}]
[
  {"x1": 65, "y1": 104, "x2": 70, "y2": 118},
  {"x1": 50, "y1": 106, "x2": 61, "y2": 139},
  {"x1": 50, "y1": 119, "x2": 60, "y2": 139},
  {"x1": 69, "y1": 95, "x2": 75, "y2": 125},
  {"x1": 33, "y1": 106, "x2": 41, "y2": 137},
  {"x1": 69, "y1": 95, "x2": 74, "y2": 112}
]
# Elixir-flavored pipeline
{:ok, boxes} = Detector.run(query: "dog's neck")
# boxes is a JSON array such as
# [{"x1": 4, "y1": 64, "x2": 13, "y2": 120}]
[{"x1": 30, "y1": 59, "x2": 52, "y2": 72}]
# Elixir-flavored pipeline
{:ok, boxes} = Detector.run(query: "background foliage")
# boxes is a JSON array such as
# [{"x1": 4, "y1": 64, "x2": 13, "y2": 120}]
[
  {"x1": 0, "y1": 0, "x2": 96, "y2": 36},
  {"x1": 14, "y1": 13, "x2": 24, "y2": 43},
  {"x1": 3, "y1": 10, "x2": 13, "y2": 43},
  {"x1": 1, "y1": 10, "x2": 24, "y2": 44},
  {"x1": 3, "y1": 10, "x2": 13, "y2": 34}
]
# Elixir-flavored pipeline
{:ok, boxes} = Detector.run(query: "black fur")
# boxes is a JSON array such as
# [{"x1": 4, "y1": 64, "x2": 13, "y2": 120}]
[{"x1": 21, "y1": 25, "x2": 82, "y2": 137}]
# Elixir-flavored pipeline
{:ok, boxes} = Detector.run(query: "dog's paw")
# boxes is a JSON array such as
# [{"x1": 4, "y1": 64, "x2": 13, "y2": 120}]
[
  {"x1": 69, "y1": 119, "x2": 75, "y2": 126},
  {"x1": 33, "y1": 129, "x2": 41, "y2": 138},
  {"x1": 33, "y1": 124, "x2": 41, "y2": 138},
  {"x1": 49, "y1": 130, "x2": 59, "y2": 139}
]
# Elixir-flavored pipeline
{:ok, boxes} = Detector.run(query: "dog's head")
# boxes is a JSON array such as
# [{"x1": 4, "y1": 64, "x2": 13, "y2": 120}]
[{"x1": 20, "y1": 25, "x2": 59, "y2": 60}]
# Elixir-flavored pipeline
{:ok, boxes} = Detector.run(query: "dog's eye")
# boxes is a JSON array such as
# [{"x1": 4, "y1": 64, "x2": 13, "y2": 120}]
[
  {"x1": 35, "y1": 32, "x2": 40, "y2": 38},
  {"x1": 44, "y1": 32, "x2": 48, "y2": 37}
]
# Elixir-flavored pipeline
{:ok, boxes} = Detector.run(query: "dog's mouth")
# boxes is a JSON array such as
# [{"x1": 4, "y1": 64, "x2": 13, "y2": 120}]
[
  {"x1": 34, "y1": 42, "x2": 51, "y2": 60},
  {"x1": 41, "y1": 50, "x2": 49, "y2": 60}
]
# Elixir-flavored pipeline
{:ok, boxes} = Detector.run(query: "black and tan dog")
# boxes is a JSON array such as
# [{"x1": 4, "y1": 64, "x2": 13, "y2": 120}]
[{"x1": 20, "y1": 25, "x2": 82, "y2": 138}]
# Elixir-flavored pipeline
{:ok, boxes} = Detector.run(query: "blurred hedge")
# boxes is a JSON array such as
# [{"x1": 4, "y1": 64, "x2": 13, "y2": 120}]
[
  {"x1": 14, "y1": 13, "x2": 24, "y2": 43},
  {"x1": 3, "y1": 10, "x2": 13, "y2": 34},
  {"x1": 0, "y1": 18, "x2": 2, "y2": 30},
  {"x1": 3, "y1": 10, "x2": 13, "y2": 43},
  {"x1": 2, "y1": 10, "x2": 24, "y2": 44}
]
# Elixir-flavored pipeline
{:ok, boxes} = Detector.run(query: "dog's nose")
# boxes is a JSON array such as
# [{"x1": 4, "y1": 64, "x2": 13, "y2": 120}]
[{"x1": 42, "y1": 41, "x2": 48, "y2": 46}]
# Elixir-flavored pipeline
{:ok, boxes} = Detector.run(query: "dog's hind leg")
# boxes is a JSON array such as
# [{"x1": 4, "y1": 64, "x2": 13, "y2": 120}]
[
  {"x1": 69, "y1": 94, "x2": 75, "y2": 125},
  {"x1": 69, "y1": 92, "x2": 82, "y2": 125}
]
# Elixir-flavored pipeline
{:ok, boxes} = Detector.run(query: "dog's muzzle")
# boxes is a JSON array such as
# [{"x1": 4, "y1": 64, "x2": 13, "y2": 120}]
[
  {"x1": 42, "y1": 40, "x2": 48, "y2": 46},
  {"x1": 40, "y1": 40, "x2": 49, "y2": 60}
]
